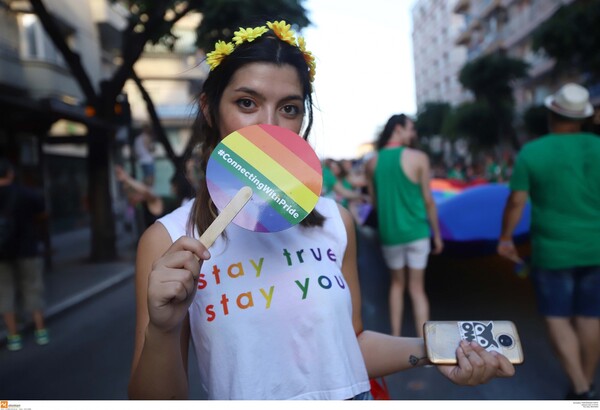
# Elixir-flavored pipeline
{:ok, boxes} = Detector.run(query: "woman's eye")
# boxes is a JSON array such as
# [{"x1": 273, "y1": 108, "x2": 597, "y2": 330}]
[
  {"x1": 237, "y1": 98, "x2": 255, "y2": 109},
  {"x1": 282, "y1": 105, "x2": 300, "y2": 115}
]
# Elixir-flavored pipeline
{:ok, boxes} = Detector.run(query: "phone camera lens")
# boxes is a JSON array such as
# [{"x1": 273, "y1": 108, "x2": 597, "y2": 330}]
[{"x1": 498, "y1": 334, "x2": 513, "y2": 347}]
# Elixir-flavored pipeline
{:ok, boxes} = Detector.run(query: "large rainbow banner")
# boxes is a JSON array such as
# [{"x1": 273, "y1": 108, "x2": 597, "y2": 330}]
[{"x1": 206, "y1": 124, "x2": 323, "y2": 232}]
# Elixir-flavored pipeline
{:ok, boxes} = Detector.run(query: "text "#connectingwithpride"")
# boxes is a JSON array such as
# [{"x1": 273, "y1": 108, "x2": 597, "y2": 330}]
[{"x1": 217, "y1": 149, "x2": 301, "y2": 219}]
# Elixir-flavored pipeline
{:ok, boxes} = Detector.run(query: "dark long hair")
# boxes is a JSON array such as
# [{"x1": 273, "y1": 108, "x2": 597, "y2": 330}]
[
  {"x1": 376, "y1": 114, "x2": 409, "y2": 150},
  {"x1": 188, "y1": 32, "x2": 324, "y2": 237}
]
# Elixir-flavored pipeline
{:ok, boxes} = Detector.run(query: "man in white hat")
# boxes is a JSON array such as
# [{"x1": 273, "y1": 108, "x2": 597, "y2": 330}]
[{"x1": 497, "y1": 83, "x2": 599, "y2": 400}]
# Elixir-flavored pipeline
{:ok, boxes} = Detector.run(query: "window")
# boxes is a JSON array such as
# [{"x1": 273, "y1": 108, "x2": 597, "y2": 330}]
[{"x1": 20, "y1": 13, "x2": 67, "y2": 66}]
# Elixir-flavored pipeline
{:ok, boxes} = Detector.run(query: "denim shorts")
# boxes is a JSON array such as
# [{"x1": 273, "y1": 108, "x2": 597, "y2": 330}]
[
  {"x1": 140, "y1": 163, "x2": 155, "y2": 178},
  {"x1": 530, "y1": 265, "x2": 600, "y2": 317}
]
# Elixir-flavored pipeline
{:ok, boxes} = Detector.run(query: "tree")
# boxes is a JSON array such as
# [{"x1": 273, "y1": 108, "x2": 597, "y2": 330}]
[
  {"x1": 447, "y1": 100, "x2": 507, "y2": 152},
  {"x1": 30, "y1": 0, "x2": 310, "y2": 261},
  {"x1": 531, "y1": 0, "x2": 600, "y2": 83},
  {"x1": 415, "y1": 102, "x2": 452, "y2": 138},
  {"x1": 456, "y1": 52, "x2": 529, "y2": 150},
  {"x1": 194, "y1": 0, "x2": 310, "y2": 50}
]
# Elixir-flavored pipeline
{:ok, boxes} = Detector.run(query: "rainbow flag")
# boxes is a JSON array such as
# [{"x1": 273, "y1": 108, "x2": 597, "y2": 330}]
[{"x1": 206, "y1": 124, "x2": 322, "y2": 232}]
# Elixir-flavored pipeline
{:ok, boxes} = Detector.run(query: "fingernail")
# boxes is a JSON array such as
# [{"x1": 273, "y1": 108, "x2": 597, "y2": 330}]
[{"x1": 202, "y1": 250, "x2": 210, "y2": 259}]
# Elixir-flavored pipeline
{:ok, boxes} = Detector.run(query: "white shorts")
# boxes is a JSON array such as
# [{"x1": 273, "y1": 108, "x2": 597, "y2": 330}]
[{"x1": 381, "y1": 238, "x2": 431, "y2": 270}]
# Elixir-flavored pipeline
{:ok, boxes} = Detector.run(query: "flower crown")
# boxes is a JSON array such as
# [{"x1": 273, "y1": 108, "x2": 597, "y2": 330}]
[{"x1": 205, "y1": 20, "x2": 316, "y2": 83}]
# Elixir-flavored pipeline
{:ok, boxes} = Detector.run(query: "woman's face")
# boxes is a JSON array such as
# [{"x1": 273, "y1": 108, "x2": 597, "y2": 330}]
[
  {"x1": 397, "y1": 119, "x2": 416, "y2": 144},
  {"x1": 329, "y1": 161, "x2": 341, "y2": 175},
  {"x1": 217, "y1": 62, "x2": 305, "y2": 139}
]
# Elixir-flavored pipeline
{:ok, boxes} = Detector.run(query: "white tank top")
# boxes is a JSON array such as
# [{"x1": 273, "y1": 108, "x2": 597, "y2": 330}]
[{"x1": 158, "y1": 197, "x2": 370, "y2": 399}]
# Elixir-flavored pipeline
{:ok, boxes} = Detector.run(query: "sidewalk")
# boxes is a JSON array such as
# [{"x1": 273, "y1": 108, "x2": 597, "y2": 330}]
[{"x1": 0, "y1": 223, "x2": 138, "y2": 344}]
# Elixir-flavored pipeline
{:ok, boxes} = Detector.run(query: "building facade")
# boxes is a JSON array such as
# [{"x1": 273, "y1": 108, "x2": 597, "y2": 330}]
[
  {"x1": 1, "y1": 1, "x2": 209, "y2": 237},
  {"x1": 412, "y1": 0, "x2": 470, "y2": 109},
  {"x1": 0, "y1": 0, "x2": 126, "y2": 233}
]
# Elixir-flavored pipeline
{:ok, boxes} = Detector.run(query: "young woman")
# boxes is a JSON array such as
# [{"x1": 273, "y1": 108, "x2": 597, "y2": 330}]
[
  {"x1": 128, "y1": 21, "x2": 515, "y2": 400},
  {"x1": 365, "y1": 114, "x2": 444, "y2": 338}
]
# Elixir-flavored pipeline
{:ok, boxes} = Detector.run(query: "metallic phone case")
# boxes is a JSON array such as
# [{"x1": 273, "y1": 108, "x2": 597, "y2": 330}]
[{"x1": 423, "y1": 320, "x2": 524, "y2": 364}]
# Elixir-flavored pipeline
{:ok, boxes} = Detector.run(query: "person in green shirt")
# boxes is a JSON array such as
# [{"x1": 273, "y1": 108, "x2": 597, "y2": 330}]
[
  {"x1": 321, "y1": 158, "x2": 365, "y2": 209},
  {"x1": 366, "y1": 114, "x2": 443, "y2": 338},
  {"x1": 321, "y1": 159, "x2": 337, "y2": 199},
  {"x1": 498, "y1": 83, "x2": 600, "y2": 400},
  {"x1": 447, "y1": 161, "x2": 466, "y2": 182}
]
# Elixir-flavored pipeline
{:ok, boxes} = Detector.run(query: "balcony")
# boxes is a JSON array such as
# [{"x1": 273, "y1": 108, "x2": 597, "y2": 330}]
[
  {"x1": 455, "y1": 29, "x2": 471, "y2": 46},
  {"x1": 480, "y1": 0, "x2": 504, "y2": 20},
  {"x1": 454, "y1": 16, "x2": 481, "y2": 46},
  {"x1": 90, "y1": 0, "x2": 128, "y2": 31}
]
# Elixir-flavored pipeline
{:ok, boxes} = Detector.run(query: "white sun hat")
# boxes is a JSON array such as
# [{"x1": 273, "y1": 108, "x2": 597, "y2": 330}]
[{"x1": 544, "y1": 83, "x2": 594, "y2": 119}]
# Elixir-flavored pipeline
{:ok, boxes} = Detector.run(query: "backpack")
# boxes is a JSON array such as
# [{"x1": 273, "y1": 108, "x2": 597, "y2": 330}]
[{"x1": 0, "y1": 187, "x2": 18, "y2": 255}]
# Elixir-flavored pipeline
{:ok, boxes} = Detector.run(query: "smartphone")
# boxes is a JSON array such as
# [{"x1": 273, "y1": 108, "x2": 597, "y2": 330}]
[{"x1": 423, "y1": 320, "x2": 524, "y2": 364}]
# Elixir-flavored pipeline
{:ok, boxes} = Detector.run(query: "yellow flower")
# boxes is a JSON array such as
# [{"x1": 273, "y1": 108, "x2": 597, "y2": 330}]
[
  {"x1": 267, "y1": 20, "x2": 296, "y2": 46},
  {"x1": 298, "y1": 36, "x2": 316, "y2": 82},
  {"x1": 232, "y1": 26, "x2": 268, "y2": 45},
  {"x1": 205, "y1": 40, "x2": 234, "y2": 70},
  {"x1": 204, "y1": 21, "x2": 316, "y2": 83}
]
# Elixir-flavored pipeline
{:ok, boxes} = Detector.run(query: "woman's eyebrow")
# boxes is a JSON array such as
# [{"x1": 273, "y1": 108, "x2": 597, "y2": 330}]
[
  {"x1": 233, "y1": 87, "x2": 303, "y2": 103},
  {"x1": 280, "y1": 95, "x2": 304, "y2": 103},
  {"x1": 233, "y1": 87, "x2": 262, "y2": 97}
]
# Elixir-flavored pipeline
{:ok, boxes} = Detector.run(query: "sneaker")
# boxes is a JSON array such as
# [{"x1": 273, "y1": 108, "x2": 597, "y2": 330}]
[
  {"x1": 7, "y1": 334, "x2": 23, "y2": 351},
  {"x1": 34, "y1": 328, "x2": 49, "y2": 346}
]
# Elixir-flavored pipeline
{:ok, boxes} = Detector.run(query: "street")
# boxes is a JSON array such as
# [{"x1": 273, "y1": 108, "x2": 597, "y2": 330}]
[
  {"x1": 0, "y1": 277, "x2": 136, "y2": 400},
  {"x1": 0, "y1": 226, "x2": 598, "y2": 400},
  {"x1": 0, "y1": 276, "x2": 208, "y2": 400}
]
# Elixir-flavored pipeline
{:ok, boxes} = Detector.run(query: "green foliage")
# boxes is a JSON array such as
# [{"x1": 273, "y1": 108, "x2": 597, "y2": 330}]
[
  {"x1": 531, "y1": 0, "x2": 600, "y2": 82},
  {"x1": 416, "y1": 102, "x2": 452, "y2": 137},
  {"x1": 456, "y1": 52, "x2": 528, "y2": 149},
  {"x1": 194, "y1": 0, "x2": 311, "y2": 50},
  {"x1": 459, "y1": 53, "x2": 529, "y2": 101},
  {"x1": 522, "y1": 104, "x2": 549, "y2": 138},
  {"x1": 447, "y1": 100, "x2": 514, "y2": 150},
  {"x1": 111, "y1": 0, "x2": 310, "y2": 51}
]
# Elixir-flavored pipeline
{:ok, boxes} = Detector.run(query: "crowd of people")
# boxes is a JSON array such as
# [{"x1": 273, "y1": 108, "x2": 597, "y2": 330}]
[
  {"x1": 322, "y1": 150, "x2": 516, "y2": 223},
  {"x1": 317, "y1": 85, "x2": 599, "y2": 400}
]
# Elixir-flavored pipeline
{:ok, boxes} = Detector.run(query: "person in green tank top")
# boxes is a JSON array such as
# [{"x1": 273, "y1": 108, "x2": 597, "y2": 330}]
[
  {"x1": 498, "y1": 83, "x2": 600, "y2": 400},
  {"x1": 322, "y1": 159, "x2": 365, "y2": 210},
  {"x1": 366, "y1": 114, "x2": 443, "y2": 338}
]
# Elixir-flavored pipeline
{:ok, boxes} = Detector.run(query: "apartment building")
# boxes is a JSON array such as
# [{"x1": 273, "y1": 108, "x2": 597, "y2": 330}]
[
  {"x1": 454, "y1": 0, "x2": 576, "y2": 111},
  {"x1": 0, "y1": 1, "x2": 209, "y2": 231},
  {"x1": 411, "y1": 0, "x2": 470, "y2": 109},
  {"x1": 0, "y1": 0, "x2": 127, "y2": 232}
]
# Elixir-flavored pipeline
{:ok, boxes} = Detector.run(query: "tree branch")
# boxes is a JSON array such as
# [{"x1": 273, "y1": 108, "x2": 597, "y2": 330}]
[
  {"x1": 29, "y1": 0, "x2": 98, "y2": 104},
  {"x1": 104, "y1": 2, "x2": 196, "y2": 103},
  {"x1": 130, "y1": 69, "x2": 179, "y2": 167}
]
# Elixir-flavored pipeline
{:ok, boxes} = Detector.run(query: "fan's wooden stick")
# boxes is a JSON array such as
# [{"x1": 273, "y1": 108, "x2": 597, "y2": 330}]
[{"x1": 199, "y1": 186, "x2": 252, "y2": 249}]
